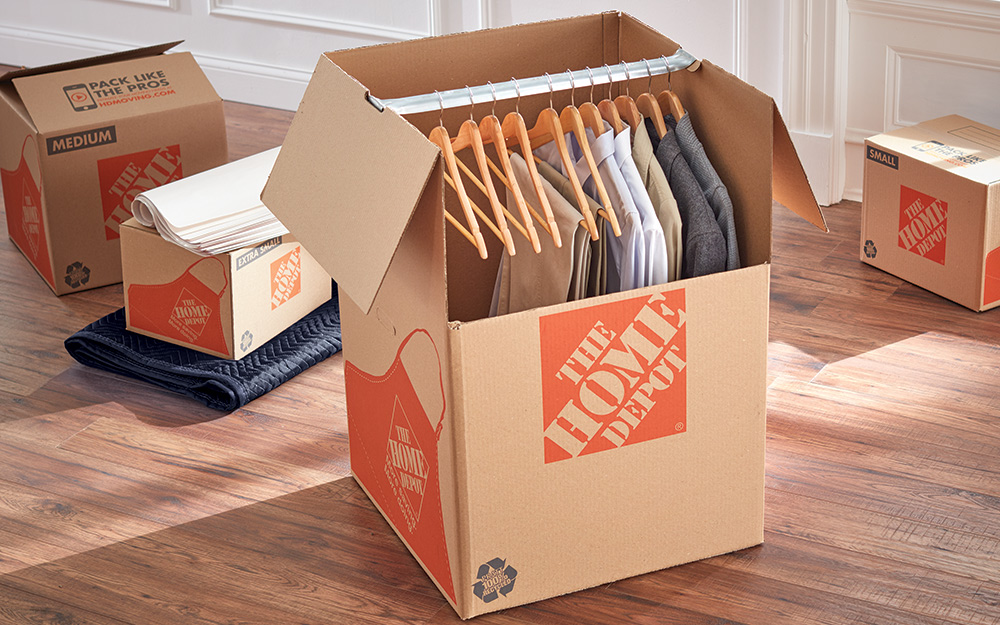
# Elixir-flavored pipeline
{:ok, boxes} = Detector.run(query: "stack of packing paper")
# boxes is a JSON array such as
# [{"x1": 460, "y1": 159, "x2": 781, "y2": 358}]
[{"x1": 132, "y1": 148, "x2": 287, "y2": 255}]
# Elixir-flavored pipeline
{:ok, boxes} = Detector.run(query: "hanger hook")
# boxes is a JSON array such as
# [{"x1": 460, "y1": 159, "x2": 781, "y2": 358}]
[
  {"x1": 466, "y1": 85, "x2": 474, "y2": 120},
  {"x1": 487, "y1": 80, "x2": 497, "y2": 117},
  {"x1": 436, "y1": 90, "x2": 444, "y2": 127},
  {"x1": 586, "y1": 66, "x2": 596, "y2": 103},
  {"x1": 544, "y1": 72, "x2": 554, "y2": 109},
  {"x1": 661, "y1": 54, "x2": 672, "y2": 91},
  {"x1": 643, "y1": 58, "x2": 653, "y2": 93},
  {"x1": 621, "y1": 61, "x2": 631, "y2": 98},
  {"x1": 567, "y1": 69, "x2": 576, "y2": 107},
  {"x1": 603, "y1": 64, "x2": 614, "y2": 100},
  {"x1": 512, "y1": 76, "x2": 521, "y2": 113}
]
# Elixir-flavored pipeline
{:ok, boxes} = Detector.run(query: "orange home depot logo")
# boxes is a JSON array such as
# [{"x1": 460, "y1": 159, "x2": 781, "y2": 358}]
[
  {"x1": 539, "y1": 290, "x2": 687, "y2": 464},
  {"x1": 270, "y1": 246, "x2": 302, "y2": 309},
  {"x1": 97, "y1": 145, "x2": 182, "y2": 240},
  {"x1": 985, "y1": 247, "x2": 1000, "y2": 306},
  {"x1": 385, "y1": 398, "x2": 429, "y2": 532},
  {"x1": 898, "y1": 185, "x2": 948, "y2": 265}
]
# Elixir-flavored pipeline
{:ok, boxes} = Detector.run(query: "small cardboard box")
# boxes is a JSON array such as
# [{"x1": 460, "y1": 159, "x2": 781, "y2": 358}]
[
  {"x1": 861, "y1": 115, "x2": 1000, "y2": 311},
  {"x1": 262, "y1": 12, "x2": 824, "y2": 619},
  {"x1": 121, "y1": 218, "x2": 331, "y2": 359},
  {"x1": 0, "y1": 43, "x2": 228, "y2": 295}
]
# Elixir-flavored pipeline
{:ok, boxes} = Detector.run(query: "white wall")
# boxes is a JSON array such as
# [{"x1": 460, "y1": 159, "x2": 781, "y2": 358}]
[{"x1": 0, "y1": 1, "x2": 784, "y2": 111}]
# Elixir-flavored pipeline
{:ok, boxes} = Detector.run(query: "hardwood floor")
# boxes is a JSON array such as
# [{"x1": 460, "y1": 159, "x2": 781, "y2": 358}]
[{"x1": 1, "y1": 69, "x2": 999, "y2": 623}]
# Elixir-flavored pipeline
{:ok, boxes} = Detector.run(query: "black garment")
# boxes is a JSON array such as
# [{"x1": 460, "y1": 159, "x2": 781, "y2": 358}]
[
  {"x1": 646, "y1": 119, "x2": 726, "y2": 279},
  {"x1": 65, "y1": 286, "x2": 341, "y2": 411}
]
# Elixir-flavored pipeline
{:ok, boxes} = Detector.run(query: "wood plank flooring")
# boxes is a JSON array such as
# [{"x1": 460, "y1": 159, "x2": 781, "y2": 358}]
[{"x1": 1, "y1": 70, "x2": 998, "y2": 624}]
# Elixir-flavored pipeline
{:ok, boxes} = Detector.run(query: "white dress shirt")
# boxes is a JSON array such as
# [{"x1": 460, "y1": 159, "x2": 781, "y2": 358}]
[
  {"x1": 615, "y1": 123, "x2": 670, "y2": 286},
  {"x1": 534, "y1": 122, "x2": 645, "y2": 293}
]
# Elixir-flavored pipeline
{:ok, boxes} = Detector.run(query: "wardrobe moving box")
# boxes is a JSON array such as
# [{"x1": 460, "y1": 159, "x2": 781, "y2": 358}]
[
  {"x1": 262, "y1": 12, "x2": 825, "y2": 619},
  {"x1": 861, "y1": 115, "x2": 1000, "y2": 311},
  {"x1": 0, "y1": 43, "x2": 228, "y2": 295},
  {"x1": 120, "y1": 218, "x2": 331, "y2": 359}
]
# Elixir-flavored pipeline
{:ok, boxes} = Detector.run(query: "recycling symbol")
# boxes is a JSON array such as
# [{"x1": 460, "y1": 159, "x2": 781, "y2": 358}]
[
  {"x1": 64, "y1": 262, "x2": 91, "y2": 289},
  {"x1": 472, "y1": 557, "x2": 517, "y2": 603},
  {"x1": 864, "y1": 239, "x2": 877, "y2": 259},
  {"x1": 240, "y1": 330, "x2": 254, "y2": 353}
]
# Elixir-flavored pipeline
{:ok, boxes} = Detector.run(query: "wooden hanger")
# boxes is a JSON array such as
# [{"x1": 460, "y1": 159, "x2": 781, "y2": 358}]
[
  {"x1": 498, "y1": 77, "x2": 560, "y2": 248},
  {"x1": 614, "y1": 61, "x2": 643, "y2": 132},
  {"x1": 451, "y1": 86, "x2": 516, "y2": 256},
  {"x1": 479, "y1": 82, "x2": 541, "y2": 253},
  {"x1": 427, "y1": 93, "x2": 488, "y2": 259},
  {"x1": 578, "y1": 67, "x2": 606, "y2": 137},
  {"x1": 636, "y1": 59, "x2": 668, "y2": 139},
  {"x1": 597, "y1": 64, "x2": 624, "y2": 135},
  {"x1": 655, "y1": 54, "x2": 686, "y2": 123}
]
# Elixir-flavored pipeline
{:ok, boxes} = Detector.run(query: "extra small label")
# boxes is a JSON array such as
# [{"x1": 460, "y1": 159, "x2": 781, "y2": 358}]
[
  {"x1": 867, "y1": 145, "x2": 898, "y2": 169},
  {"x1": 46, "y1": 125, "x2": 117, "y2": 155},
  {"x1": 234, "y1": 236, "x2": 283, "y2": 271}
]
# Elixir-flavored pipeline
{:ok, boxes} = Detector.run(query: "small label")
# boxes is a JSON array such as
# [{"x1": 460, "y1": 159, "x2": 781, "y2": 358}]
[
  {"x1": 867, "y1": 145, "x2": 898, "y2": 169},
  {"x1": 539, "y1": 290, "x2": 687, "y2": 464},
  {"x1": 234, "y1": 236, "x2": 283, "y2": 271},
  {"x1": 97, "y1": 145, "x2": 183, "y2": 240},
  {"x1": 46, "y1": 125, "x2": 117, "y2": 155},
  {"x1": 64, "y1": 262, "x2": 91, "y2": 289},
  {"x1": 898, "y1": 185, "x2": 948, "y2": 265},
  {"x1": 473, "y1": 558, "x2": 518, "y2": 604}
]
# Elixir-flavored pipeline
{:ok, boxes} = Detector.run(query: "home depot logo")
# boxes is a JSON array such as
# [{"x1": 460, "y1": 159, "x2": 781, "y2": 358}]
[
  {"x1": 898, "y1": 185, "x2": 948, "y2": 265},
  {"x1": 168, "y1": 287, "x2": 212, "y2": 342},
  {"x1": 270, "y1": 246, "x2": 302, "y2": 309},
  {"x1": 385, "y1": 397, "x2": 428, "y2": 532},
  {"x1": 21, "y1": 179, "x2": 41, "y2": 258},
  {"x1": 539, "y1": 290, "x2": 687, "y2": 464},
  {"x1": 97, "y1": 145, "x2": 182, "y2": 241}
]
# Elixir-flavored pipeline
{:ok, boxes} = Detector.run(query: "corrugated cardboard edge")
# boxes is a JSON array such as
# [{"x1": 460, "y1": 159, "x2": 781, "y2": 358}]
[
  {"x1": 444, "y1": 320, "x2": 474, "y2": 617},
  {"x1": 772, "y1": 105, "x2": 828, "y2": 233},
  {"x1": 0, "y1": 41, "x2": 183, "y2": 83}
]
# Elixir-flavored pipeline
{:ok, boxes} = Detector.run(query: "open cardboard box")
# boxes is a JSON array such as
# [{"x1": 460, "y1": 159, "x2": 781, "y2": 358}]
[
  {"x1": 0, "y1": 43, "x2": 227, "y2": 294},
  {"x1": 262, "y1": 12, "x2": 825, "y2": 619},
  {"x1": 861, "y1": 114, "x2": 1000, "y2": 311}
]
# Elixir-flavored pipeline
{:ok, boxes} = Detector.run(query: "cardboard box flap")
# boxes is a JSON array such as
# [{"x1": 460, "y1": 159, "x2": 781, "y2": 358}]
[
  {"x1": 0, "y1": 41, "x2": 182, "y2": 83},
  {"x1": 12, "y1": 51, "x2": 221, "y2": 136},
  {"x1": 772, "y1": 106, "x2": 828, "y2": 232},
  {"x1": 261, "y1": 54, "x2": 440, "y2": 315}
]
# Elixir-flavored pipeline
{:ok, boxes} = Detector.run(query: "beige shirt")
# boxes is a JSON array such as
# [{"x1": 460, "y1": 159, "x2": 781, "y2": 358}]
[
  {"x1": 491, "y1": 153, "x2": 590, "y2": 315},
  {"x1": 534, "y1": 160, "x2": 604, "y2": 298},
  {"x1": 632, "y1": 121, "x2": 683, "y2": 282}
]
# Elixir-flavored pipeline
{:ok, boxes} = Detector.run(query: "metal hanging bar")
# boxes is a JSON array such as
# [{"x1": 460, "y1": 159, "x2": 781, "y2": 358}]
[{"x1": 370, "y1": 49, "x2": 699, "y2": 116}]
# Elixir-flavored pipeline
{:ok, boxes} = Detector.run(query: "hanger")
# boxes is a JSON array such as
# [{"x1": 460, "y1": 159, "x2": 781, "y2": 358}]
[
  {"x1": 636, "y1": 58, "x2": 668, "y2": 139},
  {"x1": 614, "y1": 61, "x2": 642, "y2": 131},
  {"x1": 597, "y1": 64, "x2": 624, "y2": 135},
  {"x1": 479, "y1": 81, "x2": 541, "y2": 253},
  {"x1": 427, "y1": 90, "x2": 488, "y2": 259},
  {"x1": 578, "y1": 67, "x2": 606, "y2": 137},
  {"x1": 451, "y1": 85, "x2": 517, "y2": 256},
  {"x1": 656, "y1": 54, "x2": 686, "y2": 122},
  {"x1": 499, "y1": 76, "x2": 561, "y2": 248},
  {"x1": 524, "y1": 73, "x2": 599, "y2": 239}
]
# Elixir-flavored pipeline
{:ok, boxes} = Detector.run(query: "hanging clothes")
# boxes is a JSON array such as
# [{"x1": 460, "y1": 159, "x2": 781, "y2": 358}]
[
  {"x1": 614, "y1": 122, "x2": 669, "y2": 287},
  {"x1": 666, "y1": 113, "x2": 740, "y2": 270},
  {"x1": 632, "y1": 121, "x2": 683, "y2": 282},
  {"x1": 645, "y1": 119, "x2": 726, "y2": 279}
]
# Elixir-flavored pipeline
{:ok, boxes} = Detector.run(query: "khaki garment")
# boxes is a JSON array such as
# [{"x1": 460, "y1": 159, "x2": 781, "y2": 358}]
[
  {"x1": 632, "y1": 122, "x2": 684, "y2": 282},
  {"x1": 535, "y1": 160, "x2": 605, "y2": 298},
  {"x1": 491, "y1": 153, "x2": 590, "y2": 315}
]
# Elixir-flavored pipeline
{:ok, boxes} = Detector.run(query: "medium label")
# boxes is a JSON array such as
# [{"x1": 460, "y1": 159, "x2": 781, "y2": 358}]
[
  {"x1": 898, "y1": 185, "x2": 948, "y2": 265},
  {"x1": 539, "y1": 290, "x2": 688, "y2": 464},
  {"x1": 46, "y1": 125, "x2": 117, "y2": 155}
]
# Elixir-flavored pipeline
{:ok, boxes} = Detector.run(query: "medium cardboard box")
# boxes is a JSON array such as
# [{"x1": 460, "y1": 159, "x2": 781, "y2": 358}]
[
  {"x1": 261, "y1": 12, "x2": 825, "y2": 619},
  {"x1": 861, "y1": 115, "x2": 1000, "y2": 311},
  {"x1": 121, "y1": 218, "x2": 331, "y2": 359},
  {"x1": 0, "y1": 42, "x2": 228, "y2": 295}
]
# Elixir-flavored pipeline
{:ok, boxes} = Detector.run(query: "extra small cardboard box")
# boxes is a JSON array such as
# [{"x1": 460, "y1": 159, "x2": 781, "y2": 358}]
[
  {"x1": 262, "y1": 12, "x2": 824, "y2": 619},
  {"x1": 0, "y1": 43, "x2": 228, "y2": 295},
  {"x1": 861, "y1": 115, "x2": 1000, "y2": 311},
  {"x1": 120, "y1": 218, "x2": 331, "y2": 359}
]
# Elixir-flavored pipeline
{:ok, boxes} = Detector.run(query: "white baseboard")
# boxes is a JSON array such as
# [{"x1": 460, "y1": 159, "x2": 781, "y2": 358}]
[{"x1": 0, "y1": 24, "x2": 309, "y2": 110}]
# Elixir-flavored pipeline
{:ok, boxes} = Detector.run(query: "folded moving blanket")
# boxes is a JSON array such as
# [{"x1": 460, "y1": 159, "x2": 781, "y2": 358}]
[{"x1": 64, "y1": 288, "x2": 341, "y2": 411}]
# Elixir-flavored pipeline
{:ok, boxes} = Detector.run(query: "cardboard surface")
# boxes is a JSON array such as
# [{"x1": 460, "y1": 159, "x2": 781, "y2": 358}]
[
  {"x1": 263, "y1": 11, "x2": 821, "y2": 618},
  {"x1": 0, "y1": 45, "x2": 227, "y2": 295},
  {"x1": 121, "y1": 219, "x2": 332, "y2": 359},
  {"x1": 861, "y1": 115, "x2": 1000, "y2": 311}
]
